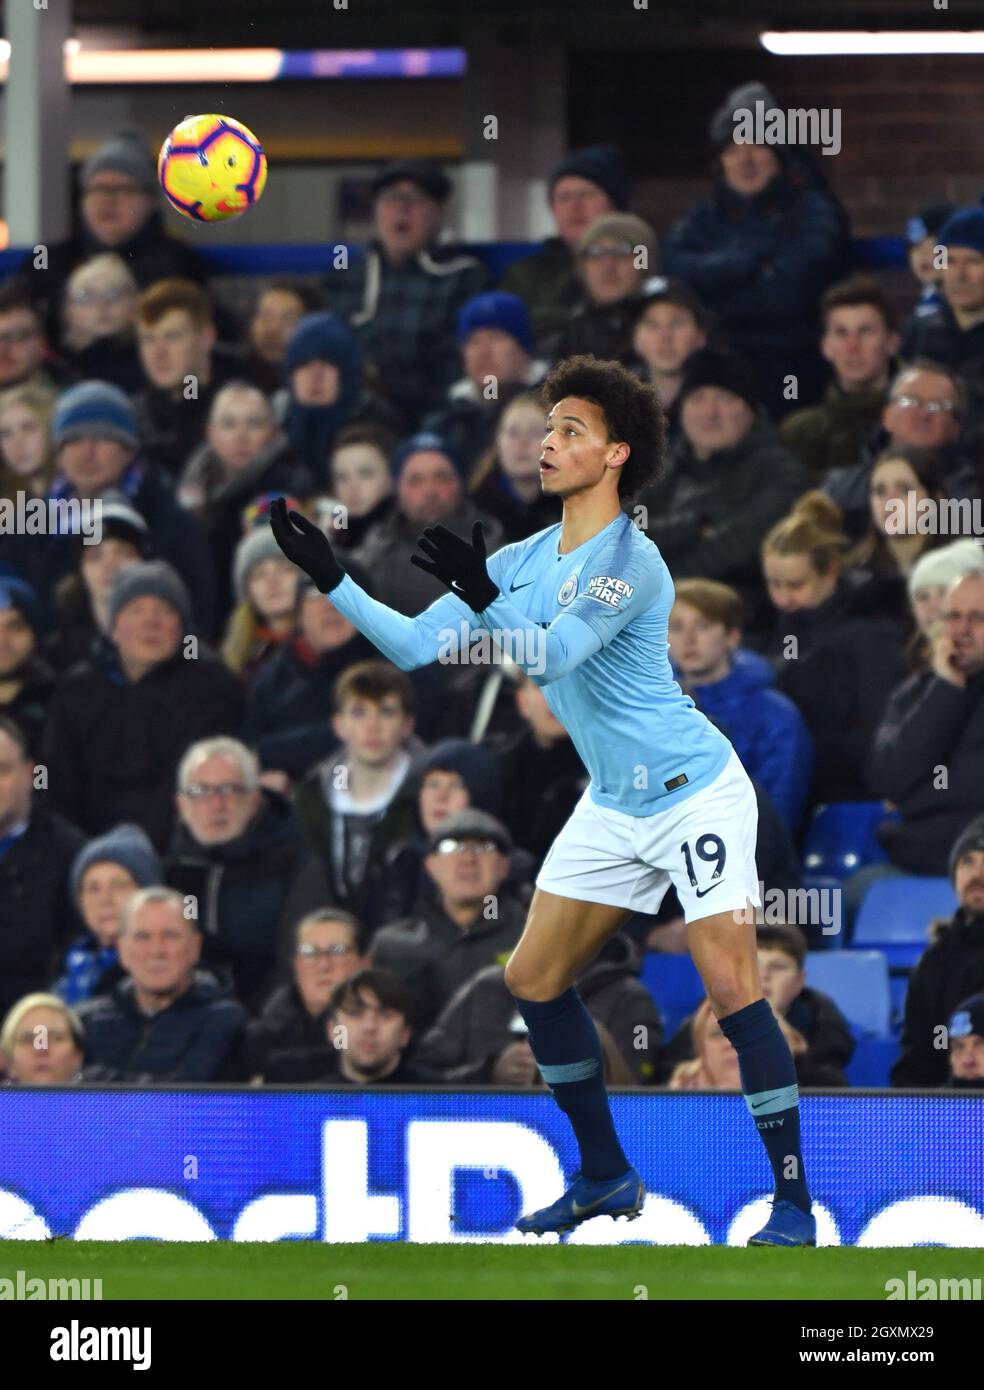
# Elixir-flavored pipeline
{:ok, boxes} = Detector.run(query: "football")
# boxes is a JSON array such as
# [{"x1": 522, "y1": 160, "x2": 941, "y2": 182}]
[{"x1": 157, "y1": 113, "x2": 267, "y2": 222}]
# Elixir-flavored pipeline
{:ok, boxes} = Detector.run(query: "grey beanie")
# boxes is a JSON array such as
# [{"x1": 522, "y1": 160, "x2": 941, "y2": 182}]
[
  {"x1": 950, "y1": 815, "x2": 984, "y2": 882},
  {"x1": 234, "y1": 526, "x2": 288, "y2": 603},
  {"x1": 908, "y1": 539, "x2": 984, "y2": 602},
  {"x1": 107, "y1": 559, "x2": 191, "y2": 633},
  {"x1": 81, "y1": 131, "x2": 157, "y2": 194},
  {"x1": 71, "y1": 822, "x2": 162, "y2": 906},
  {"x1": 709, "y1": 81, "x2": 779, "y2": 148}
]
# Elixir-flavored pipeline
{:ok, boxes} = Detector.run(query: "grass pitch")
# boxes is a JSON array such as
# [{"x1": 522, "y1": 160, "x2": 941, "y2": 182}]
[{"x1": 3, "y1": 1239, "x2": 984, "y2": 1300}]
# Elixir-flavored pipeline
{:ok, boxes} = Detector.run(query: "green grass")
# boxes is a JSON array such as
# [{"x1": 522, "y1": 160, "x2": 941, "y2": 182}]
[{"x1": 3, "y1": 1240, "x2": 984, "y2": 1300}]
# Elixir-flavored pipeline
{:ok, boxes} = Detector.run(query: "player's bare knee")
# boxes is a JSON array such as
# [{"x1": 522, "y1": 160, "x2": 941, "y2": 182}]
[{"x1": 504, "y1": 961, "x2": 566, "y2": 1002}]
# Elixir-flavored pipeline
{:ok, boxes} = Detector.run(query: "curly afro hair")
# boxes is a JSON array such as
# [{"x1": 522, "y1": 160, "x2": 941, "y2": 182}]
[{"x1": 540, "y1": 354, "x2": 667, "y2": 501}]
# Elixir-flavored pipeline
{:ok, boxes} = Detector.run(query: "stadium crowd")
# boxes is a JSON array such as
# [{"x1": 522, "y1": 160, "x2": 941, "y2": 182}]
[{"x1": 1, "y1": 79, "x2": 984, "y2": 1092}]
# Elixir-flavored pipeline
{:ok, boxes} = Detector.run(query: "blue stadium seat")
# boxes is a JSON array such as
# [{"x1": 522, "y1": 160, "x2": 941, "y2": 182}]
[
  {"x1": 845, "y1": 1036, "x2": 899, "y2": 1086},
  {"x1": 802, "y1": 801, "x2": 899, "y2": 881},
  {"x1": 641, "y1": 953, "x2": 705, "y2": 1038},
  {"x1": 852, "y1": 877, "x2": 957, "y2": 969},
  {"x1": 805, "y1": 950, "x2": 891, "y2": 1038}
]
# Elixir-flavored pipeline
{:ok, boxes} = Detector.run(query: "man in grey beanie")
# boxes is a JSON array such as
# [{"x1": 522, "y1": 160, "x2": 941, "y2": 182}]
[
  {"x1": 14, "y1": 129, "x2": 209, "y2": 350},
  {"x1": 42, "y1": 561, "x2": 244, "y2": 851}
]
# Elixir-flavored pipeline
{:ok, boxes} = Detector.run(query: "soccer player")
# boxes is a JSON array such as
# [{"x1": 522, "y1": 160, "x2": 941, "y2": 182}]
[{"x1": 270, "y1": 355, "x2": 815, "y2": 1247}]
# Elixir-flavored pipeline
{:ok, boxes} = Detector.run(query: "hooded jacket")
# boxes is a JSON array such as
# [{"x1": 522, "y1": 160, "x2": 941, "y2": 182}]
[{"x1": 892, "y1": 907, "x2": 984, "y2": 1086}]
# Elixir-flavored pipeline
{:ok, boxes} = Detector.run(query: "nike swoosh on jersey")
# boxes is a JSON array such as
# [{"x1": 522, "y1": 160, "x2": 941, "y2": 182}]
[{"x1": 510, "y1": 580, "x2": 535, "y2": 592}]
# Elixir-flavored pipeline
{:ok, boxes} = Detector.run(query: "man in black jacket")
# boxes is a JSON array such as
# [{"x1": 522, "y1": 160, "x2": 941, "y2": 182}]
[
  {"x1": 78, "y1": 886, "x2": 247, "y2": 1081},
  {"x1": 166, "y1": 737, "x2": 332, "y2": 1010},
  {"x1": 892, "y1": 817, "x2": 984, "y2": 1087},
  {"x1": 0, "y1": 716, "x2": 85, "y2": 1017}
]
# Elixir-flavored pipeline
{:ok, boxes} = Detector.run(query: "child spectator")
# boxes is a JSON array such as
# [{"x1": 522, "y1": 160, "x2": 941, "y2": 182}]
[
  {"x1": 317, "y1": 422, "x2": 397, "y2": 552},
  {"x1": 945, "y1": 993, "x2": 984, "y2": 1089},
  {"x1": 906, "y1": 202, "x2": 955, "y2": 317},
  {"x1": 628, "y1": 277, "x2": 710, "y2": 420},
  {"x1": 0, "y1": 383, "x2": 57, "y2": 501},
  {"x1": 221, "y1": 526, "x2": 302, "y2": 686}
]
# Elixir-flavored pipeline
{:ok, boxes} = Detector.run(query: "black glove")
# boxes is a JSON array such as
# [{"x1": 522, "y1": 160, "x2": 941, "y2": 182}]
[
  {"x1": 410, "y1": 521, "x2": 499, "y2": 613},
  {"x1": 269, "y1": 497, "x2": 344, "y2": 595}
]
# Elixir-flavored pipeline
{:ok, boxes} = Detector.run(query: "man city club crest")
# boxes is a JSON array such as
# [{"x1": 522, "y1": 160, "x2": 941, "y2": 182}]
[{"x1": 558, "y1": 574, "x2": 578, "y2": 605}]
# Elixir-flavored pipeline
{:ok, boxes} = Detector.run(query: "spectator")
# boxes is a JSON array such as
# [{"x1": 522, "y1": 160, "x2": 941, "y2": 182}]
[
  {"x1": 824, "y1": 360, "x2": 977, "y2": 542},
  {"x1": 246, "y1": 280, "x2": 317, "y2": 394},
  {"x1": 780, "y1": 276, "x2": 901, "y2": 482},
  {"x1": 30, "y1": 381, "x2": 218, "y2": 634},
  {"x1": 43, "y1": 561, "x2": 244, "y2": 850},
  {"x1": 554, "y1": 214, "x2": 660, "y2": 364},
  {"x1": 354, "y1": 432, "x2": 504, "y2": 616},
  {"x1": 135, "y1": 279, "x2": 242, "y2": 478},
  {"x1": 245, "y1": 907, "x2": 369, "y2": 1081},
  {"x1": 178, "y1": 381, "x2": 313, "y2": 617},
  {"x1": 0, "y1": 993, "x2": 84, "y2": 1085},
  {"x1": 945, "y1": 992, "x2": 984, "y2": 1089},
  {"x1": 421, "y1": 292, "x2": 548, "y2": 478},
  {"x1": 77, "y1": 886, "x2": 247, "y2": 1082},
  {"x1": 891, "y1": 817, "x2": 984, "y2": 1086},
  {"x1": 414, "y1": 929, "x2": 662, "y2": 1084},
  {"x1": 667, "y1": 995, "x2": 805, "y2": 1090},
  {"x1": 380, "y1": 737, "x2": 505, "y2": 921},
  {"x1": 0, "y1": 576, "x2": 55, "y2": 756},
  {"x1": 322, "y1": 159, "x2": 490, "y2": 424},
  {"x1": 668, "y1": 578, "x2": 813, "y2": 834},
  {"x1": 294, "y1": 661, "x2": 421, "y2": 929},
  {"x1": 319, "y1": 423, "x2": 397, "y2": 552},
  {"x1": 0, "y1": 283, "x2": 75, "y2": 394},
  {"x1": 489, "y1": 667, "x2": 590, "y2": 864},
  {"x1": 902, "y1": 208, "x2": 984, "y2": 381},
  {"x1": 468, "y1": 392, "x2": 560, "y2": 543},
  {"x1": 756, "y1": 491, "x2": 906, "y2": 803},
  {"x1": 59, "y1": 254, "x2": 143, "y2": 394},
  {"x1": 325, "y1": 968, "x2": 431, "y2": 1085},
  {"x1": 242, "y1": 568, "x2": 377, "y2": 779},
  {"x1": 903, "y1": 538, "x2": 984, "y2": 675},
  {"x1": 662, "y1": 80, "x2": 849, "y2": 416},
  {"x1": 501, "y1": 144, "x2": 629, "y2": 355},
  {"x1": 221, "y1": 526, "x2": 302, "y2": 686},
  {"x1": 54, "y1": 822, "x2": 161, "y2": 1005},
  {"x1": 756, "y1": 925, "x2": 853, "y2": 1084},
  {"x1": 371, "y1": 809, "x2": 527, "y2": 1032},
  {"x1": 865, "y1": 571, "x2": 984, "y2": 877},
  {"x1": 906, "y1": 202, "x2": 955, "y2": 318},
  {"x1": 17, "y1": 130, "x2": 208, "y2": 342},
  {"x1": 628, "y1": 277, "x2": 710, "y2": 419},
  {"x1": 0, "y1": 715, "x2": 85, "y2": 1017},
  {"x1": 165, "y1": 737, "x2": 331, "y2": 1010},
  {"x1": 0, "y1": 383, "x2": 57, "y2": 501},
  {"x1": 280, "y1": 311, "x2": 402, "y2": 485},
  {"x1": 48, "y1": 493, "x2": 153, "y2": 672},
  {"x1": 635, "y1": 346, "x2": 807, "y2": 624}
]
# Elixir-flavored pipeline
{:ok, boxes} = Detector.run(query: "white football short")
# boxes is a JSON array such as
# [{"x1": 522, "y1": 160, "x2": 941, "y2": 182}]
[{"x1": 535, "y1": 749, "x2": 762, "y2": 923}]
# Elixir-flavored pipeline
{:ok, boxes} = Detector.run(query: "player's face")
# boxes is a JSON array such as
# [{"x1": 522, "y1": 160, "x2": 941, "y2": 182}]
[
  {"x1": 539, "y1": 396, "x2": 627, "y2": 498},
  {"x1": 757, "y1": 949, "x2": 804, "y2": 1014},
  {"x1": 247, "y1": 556, "x2": 300, "y2": 622},
  {"x1": 680, "y1": 386, "x2": 754, "y2": 460},
  {"x1": 419, "y1": 770, "x2": 471, "y2": 834},
  {"x1": 331, "y1": 445, "x2": 393, "y2": 518},
  {"x1": 7, "y1": 1006, "x2": 82, "y2": 1085},
  {"x1": 667, "y1": 602, "x2": 737, "y2": 684},
  {"x1": 299, "y1": 591, "x2": 356, "y2": 652},
  {"x1": 78, "y1": 861, "x2": 140, "y2": 947},
  {"x1": 632, "y1": 303, "x2": 706, "y2": 374},
  {"x1": 334, "y1": 991, "x2": 411, "y2": 1073},
  {"x1": 177, "y1": 754, "x2": 262, "y2": 846},
  {"x1": 0, "y1": 608, "x2": 35, "y2": 678},
  {"x1": 207, "y1": 388, "x2": 275, "y2": 472},
  {"x1": 333, "y1": 695, "x2": 413, "y2": 768},
  {"x1": 119, "y1": 904, "x2": 202, "y2": 997},
  {"x1": 944, "y1": 247, "x2": 984, "y2": 313},
  {"x1": 293, "y1": 920, "x2": 364, "y2": 1014},
  {"x1": 940, "y1": 575, "x2": 984, "y2": 675},
  {"x1": 882, "y1": 370, "x2": 960, "y2": 449},
  {"x1": 550, "y1": 177, "x2": 614, "y2": 247},
  {"x1": 955, "y1": 849, "x2": 984, "y2": 913},
  {"x1": 821, "y1": 306, "x2": 898, "y2": 392},
  {"x1": 951, "y1": 1033, "x2": 984, "y2": 1081},
  {"x1": 763, "y1": 551, "x2": 839, "y2": 613},
  {"x1": 718, "y1": 143, "x2": 780, "y2": 197},
  {"x1": 869, "y1": 458, "x2": 930, "y2": 537}
]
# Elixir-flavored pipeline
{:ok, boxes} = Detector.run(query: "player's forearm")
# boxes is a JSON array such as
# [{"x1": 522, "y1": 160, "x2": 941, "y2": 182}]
[
  {"x1": 327, "y1": 573, "x2": 463, "y2": 670},
  {"x1": 477, "y1": 594, "x2": 600, "y2": 684}
]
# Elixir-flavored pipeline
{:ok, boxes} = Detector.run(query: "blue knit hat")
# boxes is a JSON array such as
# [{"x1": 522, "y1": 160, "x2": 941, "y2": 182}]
[
  {"x1": 53, "y1": 381, "x2": 139, "y2": 452},
  {"x1": 283, "y1": 311, "x2": 362, "y2": 380},
  {"x1": 391, "y1": 431, "x2": 462, "y2": 480},
  {"x1": 549, "y1": 144, "x2": 629, "y2": 211},
  {"x1": 457, "y1": 292, "x2": 533, "y2": 354},
  {"x1": 419, "y1": 739, "x2": 502, "y2": 815},
  {"x1": 70, "y1": 822, "x2": 162, "y2": 906},
  {"x1": 0, "y1": 575, "x2": 47, "y2": 638},
  {"x1": 940, "y1": 208, "x2": 984, "y2": 257}
]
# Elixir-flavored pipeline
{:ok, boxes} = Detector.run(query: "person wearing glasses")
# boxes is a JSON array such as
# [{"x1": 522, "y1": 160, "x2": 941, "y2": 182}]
[
  {"x1": 58, "y1": 253, "x2": 143, "y2": 394},
  {"x1": 371, "y1": 808, "x2": 527, "y2": 1033},
  {"x1": 551, "y1": 213, "x2": 660, "y2": 366},
  {"x1": 0, "y1": 282, "x2": 76, "y2": 394},
  {"x1": 244, "y1": 908, "x2": 369, "y2": 1082},
  {"x1": 165, "y1": 737, "x2": 332, "y2": 1011}
]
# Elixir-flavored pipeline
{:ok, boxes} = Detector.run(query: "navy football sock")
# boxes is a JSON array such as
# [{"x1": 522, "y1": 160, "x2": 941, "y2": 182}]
[
  {"x1": 718, "y1": 997, "x2": 812, "y2": 1214},
  {"x1": 516, "y1": 987, "x2": 630, "y2": 1182}
]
